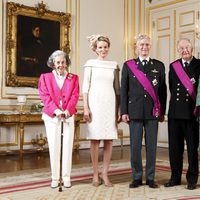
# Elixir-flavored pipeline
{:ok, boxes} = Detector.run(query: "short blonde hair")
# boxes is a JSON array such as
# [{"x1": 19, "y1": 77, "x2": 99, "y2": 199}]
[{"x1": 87, "y1": 34, "x2": 110, "y2": 51}]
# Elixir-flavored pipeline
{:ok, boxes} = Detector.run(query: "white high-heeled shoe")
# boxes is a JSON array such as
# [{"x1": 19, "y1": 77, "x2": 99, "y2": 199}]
[
  {"x1": 64, "y1": 181, "x2": 71, "y2": 188},
  {"x1": 51, "y1": 180, "x2": 59, "y2": 188}
]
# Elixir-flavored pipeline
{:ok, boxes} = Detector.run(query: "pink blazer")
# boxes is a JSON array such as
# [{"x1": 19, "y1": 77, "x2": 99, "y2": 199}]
[{"x1": 38, "y1": 72, "x2": 79, "y2": 117}]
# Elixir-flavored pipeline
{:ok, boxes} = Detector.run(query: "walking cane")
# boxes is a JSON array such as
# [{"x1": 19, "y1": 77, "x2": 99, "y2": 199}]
[{"x1": 59, "y1": 114, "x2": 65, "y2": 192}]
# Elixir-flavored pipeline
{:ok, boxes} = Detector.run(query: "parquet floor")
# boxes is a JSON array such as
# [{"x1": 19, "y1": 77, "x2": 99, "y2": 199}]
[{"x1": 0, "y1": 145, "x2": 171, "y2": 173}]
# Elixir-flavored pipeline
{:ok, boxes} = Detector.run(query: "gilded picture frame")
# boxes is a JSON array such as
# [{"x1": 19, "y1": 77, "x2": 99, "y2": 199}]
[{"x1": 6, "y1": 2, "x2": 71, "y2": 88}]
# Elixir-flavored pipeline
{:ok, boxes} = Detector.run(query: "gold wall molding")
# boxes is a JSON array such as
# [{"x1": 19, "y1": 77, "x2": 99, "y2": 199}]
[
  {"x1": 1, "y1": 0, "x2": 4, "y2": 99},
  {"x1": 74, "y1": 0, "x2": 80, "y2": 75},
  {"x1": 147, "y1": 0, "x2": 186, "y2": 10},
  {"x1": 124, "y1": 0, "x2": 128, "y2": 60},
  {"x1": 174, "y1": 10, "x2": 177, "y2": 60}
]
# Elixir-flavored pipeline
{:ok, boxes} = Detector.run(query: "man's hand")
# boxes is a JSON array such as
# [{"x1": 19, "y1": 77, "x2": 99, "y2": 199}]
[
  {"x1": 159, "y1": 115, "x2": 165, "y2": 122},
  {"x1": 122, "y1": 114, "x2": 130, "y2": 123}
]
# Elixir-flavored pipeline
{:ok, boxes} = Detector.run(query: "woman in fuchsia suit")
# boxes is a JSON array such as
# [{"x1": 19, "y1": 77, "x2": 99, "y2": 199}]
[{"x1": 38, "y1": 50, "x2": 79, "y2": 189}]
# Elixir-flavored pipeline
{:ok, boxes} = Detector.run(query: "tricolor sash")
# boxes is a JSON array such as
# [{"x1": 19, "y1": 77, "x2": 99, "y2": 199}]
[
  {"x1": 172, "y1": 60, "x2": 198, "y2": 116},
  {"x1": 126, "y1": 59, "x2": 161, "y2": 117}
]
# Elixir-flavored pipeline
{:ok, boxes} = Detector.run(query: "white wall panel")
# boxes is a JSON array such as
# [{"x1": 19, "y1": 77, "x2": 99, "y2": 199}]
[
  {"x1": 176, "y1": 3, "x2": 199, "y2": 58},
  {"x1": 157, "y1": 16, "x2": 170, "y2": 31},
  {"x1": 79, "y1": 0, "x2": 124, "y2": 70},
  {"x1": 148, "y1": 0, "x2": 200, "y2": 147},
  {"x1": 179, "y1": 11, "x2": 195, "y2": 27},
  {"x1": 157, "y1": 35, "x2": 170, "y2": 67}
]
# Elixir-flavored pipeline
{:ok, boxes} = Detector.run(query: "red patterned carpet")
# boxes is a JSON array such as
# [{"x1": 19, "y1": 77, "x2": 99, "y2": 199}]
[{"x1": 0, "y1": 160, "x2": 200, "y2": 200}]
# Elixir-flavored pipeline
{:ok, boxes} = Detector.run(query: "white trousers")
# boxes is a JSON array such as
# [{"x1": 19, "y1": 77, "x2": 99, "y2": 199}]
[{"x1": 44, "y1": 116, "x2": 74, "y2": 182}]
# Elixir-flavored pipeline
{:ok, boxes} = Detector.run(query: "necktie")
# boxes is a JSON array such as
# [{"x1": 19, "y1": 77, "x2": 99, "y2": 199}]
[
  {"x1": 184, "y1": 62, "x2": 189, "y2": 70},
  {"x1": 184, "y1": 62, "x2": 188, "y2": 68},
  {"x1": 142, "y1": 60, "x2": 148, "y2": 66}
]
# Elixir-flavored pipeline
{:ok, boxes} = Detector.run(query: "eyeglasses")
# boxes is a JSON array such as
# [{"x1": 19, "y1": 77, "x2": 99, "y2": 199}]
[
  {"x1": 139, "y1": 43, "x2": 151, "y2": 47},
  {"x1": 178, "y1": 46, "x2": 192, "y2": 52}
]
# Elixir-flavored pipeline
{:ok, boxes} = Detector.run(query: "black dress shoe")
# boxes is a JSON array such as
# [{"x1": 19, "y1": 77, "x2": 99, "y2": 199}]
[
  {"x1": 187, "y1": 184, "x2": 196, "y2": 190},
  {"x1": 146, "y1": 180, "x2": 159, "y2": 188},
  {"x1": 164, "y1": 180, "x2": 181, "y2": 187},
  {"x1": 129, "y1": 180, "x2": 143, "y2": 188}
]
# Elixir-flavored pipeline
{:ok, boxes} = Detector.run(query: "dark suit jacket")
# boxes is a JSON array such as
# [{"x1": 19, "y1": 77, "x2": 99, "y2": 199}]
[
  {"x1": 120, "y1": 58, "x2": 167, "y2": 120},
  {"x1": 168, "y1": 57, "x2": 200, "y2": 119}
]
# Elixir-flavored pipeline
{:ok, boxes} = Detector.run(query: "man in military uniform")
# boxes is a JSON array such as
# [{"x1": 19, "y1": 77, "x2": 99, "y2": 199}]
[
  {"x1": 120, "y1": 34, "x2": 167, "y2": 188},
  {"x1": 164, "y1": 38, "x2": 200, "y2": 190}
]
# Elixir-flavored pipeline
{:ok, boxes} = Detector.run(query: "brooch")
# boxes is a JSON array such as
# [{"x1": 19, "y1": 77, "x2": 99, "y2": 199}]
[
  {"x1": 152, "y1": 78, "x2": 158, "y2": 86},
  {"x1": 67, "y1": 73, "x2": 73, "y2": 79},
  {"x1": 190, "y1": 77, "x2": 196, "y2": 84}
]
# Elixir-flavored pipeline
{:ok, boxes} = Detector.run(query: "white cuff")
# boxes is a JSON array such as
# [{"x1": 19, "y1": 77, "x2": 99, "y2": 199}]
[{"x1": 54, "y1": 109, "x2": 63, "y2": 116}]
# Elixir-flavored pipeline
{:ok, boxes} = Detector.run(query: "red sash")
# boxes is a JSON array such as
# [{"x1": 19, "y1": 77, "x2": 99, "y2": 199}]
[
  {"x1": 172, "y1": 60, "x2": 198, "y2": 116},
  {"x1": 126, "y1": 60, "x2": 161, "y2": 117}
]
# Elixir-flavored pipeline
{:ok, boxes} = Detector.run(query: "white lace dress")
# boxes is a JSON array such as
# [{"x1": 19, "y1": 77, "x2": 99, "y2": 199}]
[{"x1": 82, "y1": 59, "x2": 120, "y2": 140}]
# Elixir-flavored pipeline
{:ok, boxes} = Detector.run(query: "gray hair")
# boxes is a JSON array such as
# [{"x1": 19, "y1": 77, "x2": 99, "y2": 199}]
[
  {"x1": 135, "y1": 34, "x2": 151, "y2": 46},
  {"x1": 47, "y1": 50, "x2": 71, "y2": 69},
  {"x1": 177, "y1": 38, "x2": 193, "y2": 51},
  {"x1": 134, "y1": 34, "x2": 151, "y2": 56}
]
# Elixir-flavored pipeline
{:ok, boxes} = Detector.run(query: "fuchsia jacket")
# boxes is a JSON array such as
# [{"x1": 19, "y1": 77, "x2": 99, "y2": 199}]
[{"x1": 38, "y1": 72, "x2": 79, "y2": 117}]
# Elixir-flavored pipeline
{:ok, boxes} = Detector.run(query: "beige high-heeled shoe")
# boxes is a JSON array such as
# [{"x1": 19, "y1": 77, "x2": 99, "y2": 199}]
[
  {"x1": 92, "y1": 176, "x2": 102, "y2": 187},
  {"x1": 99, "y1": 175, "x2": 113, "y2": 187}
]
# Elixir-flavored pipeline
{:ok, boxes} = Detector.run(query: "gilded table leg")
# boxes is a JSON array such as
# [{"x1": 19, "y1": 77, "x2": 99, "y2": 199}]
[{"x1": 19, "y1": 122, "x2": 24, "y2": 156}]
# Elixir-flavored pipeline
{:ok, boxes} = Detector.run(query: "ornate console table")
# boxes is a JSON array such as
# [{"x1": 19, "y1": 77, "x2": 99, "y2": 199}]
[{"x1": 0, "y1": 111, "x2": 84, "y2": 155}]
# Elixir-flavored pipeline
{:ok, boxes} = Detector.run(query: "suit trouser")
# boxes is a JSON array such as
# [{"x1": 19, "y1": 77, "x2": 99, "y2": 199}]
[
  {"x1": 44, "y1": 116, "x2": 74, "y2": 182},
  {"x1": 168, "y1": 119, "x2": 199, "y2": 184},
  {"x1": 129, "y1": 119, "x2": 158, "y2": 181}
]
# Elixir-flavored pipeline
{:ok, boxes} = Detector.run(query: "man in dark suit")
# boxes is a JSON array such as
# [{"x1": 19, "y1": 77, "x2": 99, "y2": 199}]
[
  {"x1": 164, "y1": 38, "x2": 200, "y2": 190},
  {"x1": 120, "y1": 34, "x2": 167, "y2": 188},
  {"x1": 17, "y1": 25, "x2": 50, "y2": 77}
]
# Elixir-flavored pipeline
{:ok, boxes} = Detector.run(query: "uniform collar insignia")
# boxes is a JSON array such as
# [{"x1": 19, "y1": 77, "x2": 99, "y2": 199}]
[{"x1": 152, "y1": 69, "x2": 158, "y2": 73}]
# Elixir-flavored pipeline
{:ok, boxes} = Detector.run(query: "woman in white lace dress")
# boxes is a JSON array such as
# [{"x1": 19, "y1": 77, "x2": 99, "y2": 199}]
[{"x1": 82, "y1": 35, "x2": 120, "y2": 187}]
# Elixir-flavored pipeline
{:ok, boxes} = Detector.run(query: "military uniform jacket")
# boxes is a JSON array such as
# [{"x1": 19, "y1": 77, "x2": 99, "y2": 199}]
[
  {"x1": 120, "y1": 58, "x2": 167, "y2": 120},
  {"x1": 168, "y1": 57, "x2": 200, "y2": 119}
]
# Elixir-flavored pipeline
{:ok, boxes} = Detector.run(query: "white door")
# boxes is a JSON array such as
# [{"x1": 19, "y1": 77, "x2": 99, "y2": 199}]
[{"x1": 148, "y1": 1, "x2": 200, "y2": 147}]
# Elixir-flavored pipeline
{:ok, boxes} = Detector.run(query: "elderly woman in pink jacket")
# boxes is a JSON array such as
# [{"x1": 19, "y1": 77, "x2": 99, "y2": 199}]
[{"x1": 38, "y1": 50, "x2": 79, "y2": 189}]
